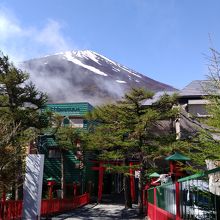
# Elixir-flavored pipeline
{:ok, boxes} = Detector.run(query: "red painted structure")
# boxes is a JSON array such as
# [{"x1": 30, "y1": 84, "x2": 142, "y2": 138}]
[
  {"x1": 47, "y1": 177, "x2": 56, "y2": 200},
  {"x1": 41, "y1": 193, "x2": 90, "y2": 216},
  {"x1": 0, "y1": 200, "x2": 22, "y2": 220},
  {"x1": 129, "y1": 162, "x2": 135, "y2": 203},
  {"x1": 0, "y1": 193, "x2": 90, "y2": 220},
  {"x1": 146, "y1": 153, "x2": 189, "y2": 220},
  {"x1": 147, "y1": 185, "x2": 180, "y2": 220},
  {"x1": 148, "y1": 202, "x2": 176, "y2": 220},
  {"x1": 91, "y1": 160, "x2": 137, "y2": 203},
  {"x1": 91, "y1": 161, "x2": 105, "y2": 202},
  {"x1": 165, "y1": 152, "x2": 190, "y2": 181},
  {"x1": 175, "y1": 182, "x2": 181, "y2": 220}
]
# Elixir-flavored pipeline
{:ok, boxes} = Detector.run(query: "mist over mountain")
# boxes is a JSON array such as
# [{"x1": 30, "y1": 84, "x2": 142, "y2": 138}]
[{"x1": 21, "y1": 50, "x2": 177, "y2": 105}]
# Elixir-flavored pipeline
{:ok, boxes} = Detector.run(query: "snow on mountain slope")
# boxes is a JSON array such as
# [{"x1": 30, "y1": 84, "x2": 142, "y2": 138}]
[
  {"x1": 22, "y1": 50, "x2": 177, "y2": 105},
  {"x1": 63, "y1": 51, "x2": 108, "y2": 76}
]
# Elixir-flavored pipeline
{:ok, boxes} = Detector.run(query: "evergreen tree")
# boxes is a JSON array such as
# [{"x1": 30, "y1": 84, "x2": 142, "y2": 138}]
[
  {"x1": 157, "y1": 48, "x2": 220, "y2": 181},
  {"x1": 199, "y1": 47, "x2": 220, "y2": 219},
  {"x1": 0, "y1": 117, "x2": 19, "y2": 197},
  {"x1": 50, "y1": 114, "x2": 85, "y2": 198},
  {"x1": 190, "y1": 48, "x2": 220, "y2": 166},
  {"x1": 87, "y1": 88, "x2": 178, "y2": 213},
  {"x1": 0, "y1": 52, "x2": 48, "y2": 199}
]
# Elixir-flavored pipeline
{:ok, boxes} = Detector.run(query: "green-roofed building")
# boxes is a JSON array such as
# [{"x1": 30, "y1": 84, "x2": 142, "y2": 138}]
[
  {"x1": 165, "y1": 152, "x2": 190, "y2": 161},
  {"x1": 149, "y1": 172, "x2": 160, "y2": 178},
  {"x1": 165, "y1": 152, "x2": 190, "y2": 182},
  {"x1": 44, "y1": 102, "x2": 93, "y2": 129},
  {"x1": 38, "y1": 102, "x2": 97, "y2": 198}
]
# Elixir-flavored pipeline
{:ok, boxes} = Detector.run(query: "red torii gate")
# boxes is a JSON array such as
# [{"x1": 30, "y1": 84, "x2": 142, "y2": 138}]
[{"x1": 91, "y1": 160, "x2": 137, "y2": 203}]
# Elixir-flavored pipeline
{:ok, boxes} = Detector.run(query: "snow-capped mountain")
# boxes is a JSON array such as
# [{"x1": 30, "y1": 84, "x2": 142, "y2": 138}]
[{"x1": 22, "y1": 50, "x2": 177, "y2": 105}]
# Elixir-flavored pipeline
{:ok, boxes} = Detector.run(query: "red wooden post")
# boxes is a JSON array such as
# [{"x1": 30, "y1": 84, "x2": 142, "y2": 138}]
[
  {"x1": 1, "y1": 191, "x2": 6, "y2": 211},
  {"x1": 166, "y1": 152, "x2": 190, "y2": 182},
  {"x1": 49, "y1": 186, "x2": 53, "y2": 200},
  {"x1": 47, "y1": 178, "x2": 56, "y2": 200},
  {"x1": 1, "y1": 191, "x2": 6, "y2": 203},
  {"x1": 175, "y1": 181, "x2": 181, "y2": 220},
  {"x1": 129, "y1": 162, "x2": 135, "y2": 203},
  {"x1": 91, "y1": 161, "x2": 106, "y2": 203},
  {"x1": 98, "y1": 162, "x2": 104, "y2": 203},
  {"x1": 153, "y1": 187, "x2": 157, "y2": 220},
  {"x1": 1, "y1": 191, "x2": 6, "y2": 219}
]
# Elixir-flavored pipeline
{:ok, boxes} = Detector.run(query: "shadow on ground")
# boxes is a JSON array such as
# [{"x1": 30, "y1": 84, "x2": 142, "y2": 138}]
[{"x1": 47, "y1": 194, "x2": 144, "y2": 220}]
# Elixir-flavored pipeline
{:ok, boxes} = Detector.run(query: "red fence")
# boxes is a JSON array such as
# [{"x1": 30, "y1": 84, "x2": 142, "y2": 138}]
[
  {"x1": 147, "y1": 167, "x2": 220, "y2": 220},
  {"x1": 0, "y1": 193, "x2": 90, "y2": 220},
  {"x1": 148, "y1": 202, "x2": 176, "y2": 220},
  {"x1": 0, "y1": 200, "x2": 22, "y2": 220},
  {"x1": 147, "y1": 186, "x2": 177, "y2": 220},
  {"x1": 41, "y1": 193, "x2": 90, "y2": 216}
]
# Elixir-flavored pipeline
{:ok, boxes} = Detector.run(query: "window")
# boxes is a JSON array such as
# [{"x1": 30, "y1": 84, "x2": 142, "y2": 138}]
[
  {"x1": 48, "y1": 149, "x2": 61, "y2": 158},
  {"x1": 63, "y1": 117, "x2": 70, "y2": 126},
  {"x1": 69, "y1": 118, "x2": 84, "y2": 128}
]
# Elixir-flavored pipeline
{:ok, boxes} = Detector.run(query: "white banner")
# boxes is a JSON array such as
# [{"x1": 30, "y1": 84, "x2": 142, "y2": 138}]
[
  {"x1": 135, "y1": 170, "x2": 140, "y2": 179},
  {"x1": 22, "y1": 154, "x2": 44, "y2": 220}
]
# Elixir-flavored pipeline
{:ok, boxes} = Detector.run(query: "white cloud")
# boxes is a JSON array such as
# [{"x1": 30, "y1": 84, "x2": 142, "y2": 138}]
[
  {"x1": 35, "y1": 19, "x2": 70, "y2": 52},
  {"x1": 0, "y1": 7, "x2": 73, "y2": 62}
]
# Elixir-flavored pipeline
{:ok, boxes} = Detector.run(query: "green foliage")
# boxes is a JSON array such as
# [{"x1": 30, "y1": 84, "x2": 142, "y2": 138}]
[
  {"x1": 175, "y1": 48, "x2": 220, "y2": 171},
  {"x1": 55, "y1": 126, "x2": 82, "y2": 151},
  {"x1": 203, "y1": 48, "x2": 220, "y2": 128},
  {"x1": 0, "y1": 52, "x2": 48, "y2": 130},
  {"x1": 87, "y1": 88, "x2": 179, "y2": 170},
  {"x1": 86, "y1": 88, "x2": 180, "y2": 211},
  {"x1": 0, "y1": 52, "x2": 48, "y2": 195},
  {"x1": 197, "y1": 48, "x2": 220, "y2": 163}
]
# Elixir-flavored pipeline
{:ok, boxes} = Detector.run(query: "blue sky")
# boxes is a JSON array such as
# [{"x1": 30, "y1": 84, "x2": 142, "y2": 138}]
[{"x1": 0, "y1": 0, "x2": 220, "y2": 89}]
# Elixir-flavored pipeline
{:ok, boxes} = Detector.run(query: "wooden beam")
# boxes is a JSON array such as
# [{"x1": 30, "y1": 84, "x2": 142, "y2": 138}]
[
  {"x1": 129, "y1": 162, "x2": 135, "y2": 203},
  {"x1": 97, "y1": 162, "x2": 104, "y2": 203}
]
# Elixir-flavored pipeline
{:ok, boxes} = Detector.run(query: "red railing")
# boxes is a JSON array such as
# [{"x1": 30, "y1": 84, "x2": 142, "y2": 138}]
[
  {"x1": 146, "y1": 184, "x2": 178, "y2": 220},
  {"x1": 148, "y1": 202, "x2": 175, "y2": 220},
  {"x1": 0, "y1": 193, "x2": 90, "y2": 220},
  {"x1": 41, "y1": 193, "x2": 90, "y2": 216},
  {"x1": 146, "y1": 168, "x2": 220, "y2": 220},
  {"x1": 0, "y1": 200, "x2": 22, "y2": 220}
]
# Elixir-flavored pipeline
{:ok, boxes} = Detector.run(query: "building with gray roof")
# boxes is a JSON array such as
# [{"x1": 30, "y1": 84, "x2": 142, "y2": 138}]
[{"x1": 178, "y1": 80, "x2": 218, "y2": 118}]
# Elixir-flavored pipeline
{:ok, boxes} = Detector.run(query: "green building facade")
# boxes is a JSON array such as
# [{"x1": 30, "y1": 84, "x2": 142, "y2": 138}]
[{"x1": 38, "y1": 102, "x2": 97, "y2": 198}]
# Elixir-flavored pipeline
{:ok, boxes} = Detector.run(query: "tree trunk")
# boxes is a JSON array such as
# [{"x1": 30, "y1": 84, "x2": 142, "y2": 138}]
[
  {"x1": 138, "y1": 169, "x2": 144, "y2": 215},
  {"x1": 123, "y1": 158, "x2": 132, "y2": 208},
  {"x1": 1, "y1": 188, "x2": 6, "y2": 219},
  {"x1": 123, "y1": 174, "x2": 132, "y2": 208},
  {"x1": 61, "y1": 151, "x2": 65, "y2": 199},
  {"x1": 15, "y1": 145, "x2": 20, "y2": 200},
  {"x1": 15, "y1": 164, "x2": 21, "y2": 200},
  {"x1": 15, "y1": 183, "x2": 19, "y2": 200},
  {"x1": 138, "y1": 153, "x2": 144, "y2": 215}
]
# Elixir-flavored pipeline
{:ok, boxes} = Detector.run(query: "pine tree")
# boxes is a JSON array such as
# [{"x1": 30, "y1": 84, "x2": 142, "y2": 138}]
[
  {"x1": 156, "y1": 48, "x2": 220, "y2": 171},
  {"x1": 50, "y1": 114, "x2": 85, "y2": 198},
  {"x1": 0, "y1": 117, "x2": 19, "y2": 197},
  {"x1": 199, "y1": 47, "x2": 220, "y2": 219},
  {"x1": 191, "y1": 48, "x2": 220, "y2": 166},
  {"x1": 0, "y1": 52, "x2": 48, "y2": 199},
  {"x1": 87, "y1": 88, "x2": 178, "y2": 213}
]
